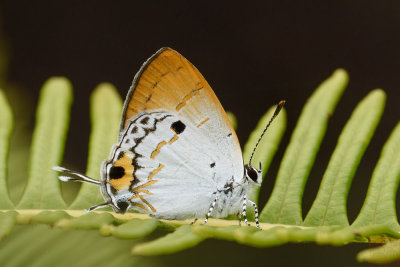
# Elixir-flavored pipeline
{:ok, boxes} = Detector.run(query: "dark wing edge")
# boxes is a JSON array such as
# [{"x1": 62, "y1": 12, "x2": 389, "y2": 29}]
[{"x1": 119, "y1": 47, "x2": 173, "y2": 132}]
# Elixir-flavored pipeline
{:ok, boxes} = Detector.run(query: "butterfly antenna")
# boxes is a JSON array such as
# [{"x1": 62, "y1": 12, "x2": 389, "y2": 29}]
[
  {"x1": 52, "y1": 166, "x2": 101, "y2": 185},
  {"x1": 249, "y1": 100, "x2": 286, "y2": 166}
]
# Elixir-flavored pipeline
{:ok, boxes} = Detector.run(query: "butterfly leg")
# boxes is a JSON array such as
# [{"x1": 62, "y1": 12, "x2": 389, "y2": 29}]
[
  {"x1": 242, "y1": 195, "x2": 251, "y2": 227},
  {"x1": 202, "y1": 192, "x2": 219, "y2": 225},
  {"x1": 190, "y1": 218, "x2": 198, "y2": 225},
  {"x1": 237, "y1": 212, "x2": 242, "y2": 226},
  {"x1": 246, "y1": 199, "x2": 262, "y2": 230}
]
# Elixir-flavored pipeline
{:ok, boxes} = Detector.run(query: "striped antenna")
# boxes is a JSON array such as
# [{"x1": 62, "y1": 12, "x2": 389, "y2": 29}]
[{"x1": 248, "y1": 100, "x2": 286, "y2": 166}]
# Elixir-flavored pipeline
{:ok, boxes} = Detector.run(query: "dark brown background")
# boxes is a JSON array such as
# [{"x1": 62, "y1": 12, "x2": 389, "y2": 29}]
[{"x1": 1, "y1": 1, "x2": 400, "y2": 266}]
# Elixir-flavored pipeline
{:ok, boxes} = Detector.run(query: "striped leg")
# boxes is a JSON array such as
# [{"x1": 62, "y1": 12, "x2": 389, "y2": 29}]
[
  {"x1": 242, "y1": 195, "x2": 250, "y2": 226},
  {"x1": 247, "y1": 199, "x2": 262, "y2": 230},
  {"x1": 202, "y1": 192, "x2": 219, "y2": 225}
]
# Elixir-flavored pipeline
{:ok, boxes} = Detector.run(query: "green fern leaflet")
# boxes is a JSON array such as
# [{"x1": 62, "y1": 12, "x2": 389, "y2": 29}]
[{"x1": 0, "y1": 69, "x2": 399, "y2": 265}]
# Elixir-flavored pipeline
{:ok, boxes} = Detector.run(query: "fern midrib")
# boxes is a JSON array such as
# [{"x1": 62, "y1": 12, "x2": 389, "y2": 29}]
[
  {"x1": 4, "y1": 209, "x2": 313, "y2": 230},
  {"x1": 275, "y1": 148, "x2": 300, "y2": 223},
  {"x1": 319, "y1": 140, "x2": 360, "y2": 225},
  {"x1": 37, "y1": 110, "x2": 59, "y2": 209},
  {"x1": 371, "y1": 163, "x2": 392, "y2": 225},
  {"x1": 369, "y1": 142, "x2": 400, "y2": 225},
  {"x1": 372, "y1": 179, "x2": 384, "y2": 225},
  {"x1": 320, "y1": 164, "x2": 340, "y2": 225}
]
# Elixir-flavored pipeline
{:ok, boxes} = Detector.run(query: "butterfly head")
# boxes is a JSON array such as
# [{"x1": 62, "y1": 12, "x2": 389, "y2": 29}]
[{"x1": 244, "y1": 162, "x2": 262, "y2": 184}]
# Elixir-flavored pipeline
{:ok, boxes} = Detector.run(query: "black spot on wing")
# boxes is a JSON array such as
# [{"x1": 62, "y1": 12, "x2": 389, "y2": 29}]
[
  {"x1": 171, "y1": 120, "x2": 186, "y2": 134},
  {"x1": 109, "y1": 166, "x2": 125, "y2": 179},
  {"x1": 227, "y1": 133, "x2": 232, "y2": 137},
  {"x1": 140, "y1": 117, "x2": 150, "y2": 125},
  {"x1": 210, "y1": 162, "x2": 216, "y2": 168},
  {"x1": 131, "y1": 126, "x2": 138, "y2": 134}
]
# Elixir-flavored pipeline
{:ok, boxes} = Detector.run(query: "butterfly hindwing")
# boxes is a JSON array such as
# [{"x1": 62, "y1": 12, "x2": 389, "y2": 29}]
[{"x1": 108, "y1": 111, "x2": 242, "y2": 219}]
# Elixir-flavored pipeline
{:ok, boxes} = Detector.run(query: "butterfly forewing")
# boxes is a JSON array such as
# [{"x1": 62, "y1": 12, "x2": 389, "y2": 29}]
[
  {"x1": 121, "y1": 49, "x2": 228, "y2": 129},
  {"x1": 120, "y1": 47, "x2": 243, "y2": 179}
]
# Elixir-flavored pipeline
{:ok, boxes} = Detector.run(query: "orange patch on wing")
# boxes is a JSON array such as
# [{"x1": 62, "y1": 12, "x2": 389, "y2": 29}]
[
  {"x1": 108, "y1": 152, "x2": 134, "y2": 191},
  {"x1": 139, "y1": 195, "x2": 157, "y2": 212},
  {"x1": 168, "y1": 135, "x2": 179, "y2": 144},
  {"x1": 175, "y1": 87, "x2": 202, "y2": 111},
  {"x1": 131, "y1": 202, "x2": 149, "y2": 212},
  {"x1": 128, "y1": 192, "x2": 157, "y2": 212},
  {"x1": 148, "y1": 164, "x2": 164, "y2": 180},
  {"x1": 120, "y1": 48, "x2": 236, "y2": 142},
  {"x1": 128, "y1": 195, "x2": 157, "y2": 212},
  {"x1": 196, "y1": 117, "x2": 210, "y2": 128},
  {"x1": 109, "y1": 178, "x2": 131, "y2": 191},
  {"x1": 135, "y1": 189, "x2": 152, "y2": 195},
  {"x1": 119, "y1": 48, "x2": 242, "y2": 170},
  {"x1": 132, "y1": 179, "x2": 158, "y2": 191},
  {"x1": 151, "y1": 141, "x2": 167, "y2": 159}
]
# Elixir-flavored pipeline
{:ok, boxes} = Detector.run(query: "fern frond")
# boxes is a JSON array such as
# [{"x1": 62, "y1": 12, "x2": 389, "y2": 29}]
[
  {"x1": 1, "y1": 70, "x2": 400, "y2": 265},
  {"x1": 304, "y1": 89, "x2": 385, "y2": 226},
  {"x1": 260, "y1": 69, "x2": 348, "y2": 225}
]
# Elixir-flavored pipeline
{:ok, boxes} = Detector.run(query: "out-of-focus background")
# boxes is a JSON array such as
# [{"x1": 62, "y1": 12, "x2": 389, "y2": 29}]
[{"x1": 0, "y1": 1, "x2": 399, "y2": 266}]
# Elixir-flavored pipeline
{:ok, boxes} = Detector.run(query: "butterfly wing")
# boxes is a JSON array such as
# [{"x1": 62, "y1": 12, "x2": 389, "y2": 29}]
[
  {"x1": 109, "y1": 111, "x2": 242, "y2": 219},
  {"x1": 121, "y1": 47, "x2": 243, "y2": 179},
  {"x1": 121, "y1": 49, "x2": 237, "y2": 148},
  {"x1": 108, "y1": 48, "x2": 244, "y2": 219}
]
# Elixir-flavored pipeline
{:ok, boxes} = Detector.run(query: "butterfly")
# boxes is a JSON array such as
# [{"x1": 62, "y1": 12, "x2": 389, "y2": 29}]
[{"x1": 54, "y1": 48, "x2": 285, "y2": 230}]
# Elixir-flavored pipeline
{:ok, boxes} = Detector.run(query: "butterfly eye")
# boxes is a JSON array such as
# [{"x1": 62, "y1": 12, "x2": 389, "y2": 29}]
[{"x1": 245, "y1": 165, "x2": 259, "y2": 183}]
